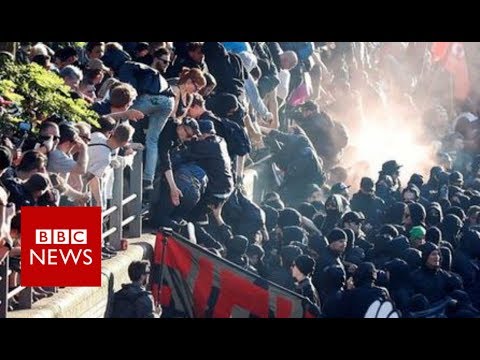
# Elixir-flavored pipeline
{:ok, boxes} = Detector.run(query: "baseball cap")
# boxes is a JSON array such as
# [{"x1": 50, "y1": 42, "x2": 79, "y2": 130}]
[
  {"x1": 198, "y1": 120, "x2": 216, "y2": 135},
  {"x1": 183, "y1": 117, "x2": 201, "y2": 136},
  {"x1": 87, "y1": 58, "x2": 110, "y2": 72},
  {"x1": 342, "y1": 211, "x2": 366, "y2": 224},
  {"x1": 331, "y1": 182, "x2": 351, "y2": 194},
  {"x1": 449, "y1": 171, "x2": 464, "y2": 185}
]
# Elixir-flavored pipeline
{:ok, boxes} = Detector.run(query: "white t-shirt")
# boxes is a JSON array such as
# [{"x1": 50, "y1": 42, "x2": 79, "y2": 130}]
[
  {"x1": 87, "y1": 132, "x2": 115, "y2": 208},
  {"x1": 277, "y1": 69, "x2": 291, "y2": 102},
  {"x1": 87, "y1": 132, "x2": 112, "y2": 178}
]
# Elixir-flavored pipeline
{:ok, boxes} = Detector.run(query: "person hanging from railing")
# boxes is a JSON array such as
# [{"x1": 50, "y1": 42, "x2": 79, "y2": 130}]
[
  {"x1": 174, "y1": 120, "x2": 234, "y2": 229},
  {"x1": 152, "y1": 117, "x2": 201, "y2": 213}
]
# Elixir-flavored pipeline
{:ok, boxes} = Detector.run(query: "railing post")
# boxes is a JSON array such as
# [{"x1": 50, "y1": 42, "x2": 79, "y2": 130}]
[
  {"x1": 0, "y1": 257, "x2": 8, "y2": 318},
  {"x1": 17, "y1": 287, "x2": 32, "y2": 310},
  {"x1": 125, "y1": 150, "x2": 143, "y2": 238},
  {"x1": 109, "y1": 157, "x2": 125, "y2": 250}
]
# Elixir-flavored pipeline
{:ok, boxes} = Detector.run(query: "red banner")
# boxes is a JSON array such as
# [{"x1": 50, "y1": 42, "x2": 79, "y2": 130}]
[
  {"x1": 151, "y1": 231, "x2": 320, "y2": 318},
  {"x1": 431, "y1": 42, "x2": 470, "y2": 101}
]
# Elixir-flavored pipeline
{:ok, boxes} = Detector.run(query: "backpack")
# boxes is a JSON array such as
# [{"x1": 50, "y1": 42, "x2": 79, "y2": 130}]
[
  {"x1": 118, "y1": 61, "x2": 169, "y2": 96},
  {"x1": 220, "y1": 118, "x2": 251, "y2": 157},
  {"x1": 110, "y1": 288, "x2": 144, "y2": 318}
]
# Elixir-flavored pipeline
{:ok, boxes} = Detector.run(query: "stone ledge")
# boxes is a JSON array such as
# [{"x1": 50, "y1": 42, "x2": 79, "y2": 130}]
[{"x1": 8, "y1": 233, "x2": 156, "y2": 318}]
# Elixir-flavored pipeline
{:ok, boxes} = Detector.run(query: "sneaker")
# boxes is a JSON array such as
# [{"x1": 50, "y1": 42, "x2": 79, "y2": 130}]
[
  {"x1": 102, "y1": 246, "x2": 117, "y2": 255},
  {"x1": 143, "y1": 180, "x2": 154, "y2": 191},
  {"x1": 103, "y1": 244, "x2": 118, "y2": 254},
  {"x1": 102, "y1": 252, "x2": 113, "y2": 260}
]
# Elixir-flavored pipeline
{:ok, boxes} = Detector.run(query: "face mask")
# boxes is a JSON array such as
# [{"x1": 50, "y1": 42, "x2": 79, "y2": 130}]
[{"x1": 427, "y1": 211, "x2": 440, "y2": 225}]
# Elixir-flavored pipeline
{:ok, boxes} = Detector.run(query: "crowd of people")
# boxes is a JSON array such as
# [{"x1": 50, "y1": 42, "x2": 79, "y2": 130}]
[{"x1": 1, "y1": 41, "x2": 480, "y2": 317}]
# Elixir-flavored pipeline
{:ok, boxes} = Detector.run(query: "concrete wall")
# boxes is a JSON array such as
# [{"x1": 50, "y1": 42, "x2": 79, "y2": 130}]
[{"x1": 9, "y1": 234, "x2": 155, "y2": 318}]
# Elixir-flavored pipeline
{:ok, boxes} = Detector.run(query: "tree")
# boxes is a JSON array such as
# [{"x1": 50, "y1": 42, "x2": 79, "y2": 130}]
[{"x1": 0, "y1": 56, "x2": 99, "y2": 136}]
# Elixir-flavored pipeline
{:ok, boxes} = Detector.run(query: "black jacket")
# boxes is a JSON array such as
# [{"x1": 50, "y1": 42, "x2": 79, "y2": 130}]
[
  {"x1": 312, "y1": 247, "x2": 346, "y2": 301},
  {"x1": 203, "y1": 42, "x2": 246, "y2": 98},
  {"x1": 350, "y1": 191, "x2": 386, "y2": 227},
  {"x1": 111, "y1": 283, "x2": 157, "y2": 318},
  {"x1": 342, "y1": 284, "x2": 391, "y2": 318},
  {"x1": 322, "y1": 290, "x2": 346, "y2": 318},
  {"x1": 452, "y1": 233, "x2": 480, "y2": 308},
  {"x1": 268, "y1": 129, "x2": 325, "y2": 199},
  {"x1": 411, "y1": 266, "x2": 461, "y2": 304},
  {"x1": 1, "y1": 168, "x2": 36, "y2": 208},
  {"x1": 157, "y1": 119, "x2": 183, "y2": 175},
  {"x1": 165, "y1": 54, "x2": 206, "y2": 79},
  {"x1": 177, "y1": 135, "x2": 233, "y2": 196},
  {"x1": 118, "y1": 61, "x2": 170, "y2": 96},
  {"x1": 267, "y1": 267, "x2": 296, "y2": 292},
  {"x1": 296, "y1": 277, "x2": 321, "y2": 307}
]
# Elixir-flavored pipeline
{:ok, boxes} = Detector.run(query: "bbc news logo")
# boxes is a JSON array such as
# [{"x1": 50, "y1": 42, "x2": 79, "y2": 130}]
[
  {"x1": 21, "y1": 207, "x2": 102, "y2": 287},
  {"x1": 31, "y1": 230, "x2": 92, "y2": 266}
]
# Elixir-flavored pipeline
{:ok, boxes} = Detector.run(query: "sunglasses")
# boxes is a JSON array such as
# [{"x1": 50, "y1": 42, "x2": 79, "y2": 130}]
[{"x1": 81, "y1": 135, "x2": 91, "y2": 142}]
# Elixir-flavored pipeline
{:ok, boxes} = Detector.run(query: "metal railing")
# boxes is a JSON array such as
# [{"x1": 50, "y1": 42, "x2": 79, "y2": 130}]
[
  {"x1": 0, "y1": 256, "x2": 33, "y2": 318},
  {"x1": 0, "y1": 148, "x2": 144, "y2": 317},
  {"x1": 102, "y1": 149, "x2": 143, "y2": 250}
]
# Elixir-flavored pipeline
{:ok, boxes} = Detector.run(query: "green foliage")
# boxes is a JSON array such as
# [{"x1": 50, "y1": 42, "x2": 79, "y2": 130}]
[{"x1": 0, "y1": 58, "x2": 99, "y2": 130}]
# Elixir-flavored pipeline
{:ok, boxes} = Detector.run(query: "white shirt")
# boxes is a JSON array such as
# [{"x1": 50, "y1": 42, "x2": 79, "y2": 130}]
[{"x1": 277, "y1": 69, "x2": 291, "y2": 101}]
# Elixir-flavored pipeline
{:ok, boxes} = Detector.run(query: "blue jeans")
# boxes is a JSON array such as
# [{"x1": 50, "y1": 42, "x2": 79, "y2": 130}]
[
  {"x1": 150, "y1": 164, "x2": 207, "y2": 228},
  {"x1": 132, "y1": 94, "x2": 174, "y2": 182}
]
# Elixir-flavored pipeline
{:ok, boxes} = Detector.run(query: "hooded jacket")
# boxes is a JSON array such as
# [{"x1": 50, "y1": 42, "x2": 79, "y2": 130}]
[
  {"x1": 322, "y1": 194, "x2": 349, "y2": 235},
  {"x1": 203, "y1": 42, "x2": 246, "y2": 98},
  {"x1": 452, "y1": 230, "x2": 480, "y2": 307},
  {"x1": 407, "y1": 202, "x2": 427, "y2": 230},
  {"x1": 296, "y1": 277, "x2": 321, "y2": 307},
  {"x1": 385, "y1": 202, "x2": 408, "y2": 226},
  {"x1": 411, "y1": 243, "x2": 461, "y2": 303},
  {"x1": 350, "y1": 190, "x2": 386, "y2": 228},
  {"x1": 440, "y1": 214, "x2": 463, "y2": 248},
  {"x1": 342, "y1": 262, "x2": 391, "y2": 318},
  {"x1": 312, "y1": 246, "x2": 346, "y2": 302},
  {"x1": 384, "y1": 259, "x2": 414, "y2": 312}
]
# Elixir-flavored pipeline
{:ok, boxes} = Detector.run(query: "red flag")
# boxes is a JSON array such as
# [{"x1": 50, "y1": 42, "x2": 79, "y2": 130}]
[
  {"x1": 151, "y1": 231, "x2": 321, "y2": 318},
  {"x1": 431, "y1": 42, "x2": 470, "y2": 100},
  {"x1": 431, "y1": 42, "x2": 450, "y2": 62}
]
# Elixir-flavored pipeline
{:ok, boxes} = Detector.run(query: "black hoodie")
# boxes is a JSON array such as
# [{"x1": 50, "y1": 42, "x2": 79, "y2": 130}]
[
  {"x1": 385, "y1": 202, "x2": 408, "y2": 226},
  {"x1": 407, "y1": 202, "x2": 427, "y2": 231},
  {"x1": 452, "y1": 230, "x2": 480, "y2": 307},
  {"x1": 440, "y1": 214, "x2": 463, "y2": 248},
  {"x1": 342, "y1": 262, "x2": 391, "y2": 318},
  {"x1": 411, "y1": 243, "x2": 461, "y2": 303},
  {"x1": 322, "y1": 194, "x2": 348, "y2": 235},
  {"x1": 426, "y1": 202, "x2": 443, "y2": 228},
  {"x1": 384, "y1": 259, "x2": 414, "y2": 312},
  {"x1": 350, "y1": 190, "x2": 386, "y2": 228}
]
